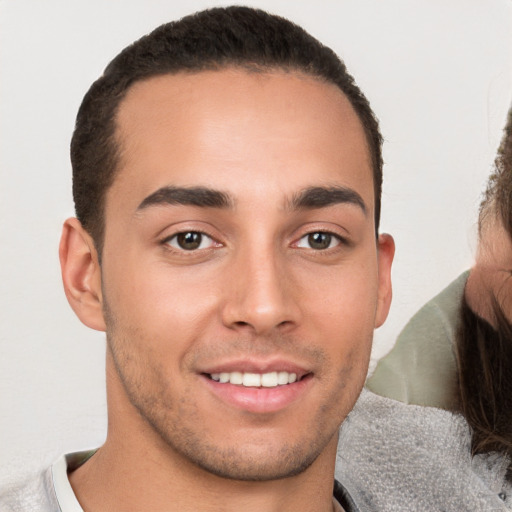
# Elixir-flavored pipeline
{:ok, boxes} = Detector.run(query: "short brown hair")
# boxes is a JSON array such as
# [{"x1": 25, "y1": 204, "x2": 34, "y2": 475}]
[{"x1": 70, "y1": 6, "x2": 383, "y2": 253}]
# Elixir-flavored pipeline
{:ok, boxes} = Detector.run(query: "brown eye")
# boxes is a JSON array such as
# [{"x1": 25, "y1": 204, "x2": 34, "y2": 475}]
[
  {"x1": 296, "y1": 232, "x2": 341, "y2": 250},
  {"x1": 177, "y1": 232, "x2": 202, "y2": 250},
  {"x1": 166, "y1": 231, "x2": 215, "y2": 251},
  {"x1": 308, "y1": 233, "x2": 331, "y2": 250}
]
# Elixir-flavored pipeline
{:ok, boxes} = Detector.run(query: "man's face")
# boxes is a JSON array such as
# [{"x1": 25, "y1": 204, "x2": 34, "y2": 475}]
[{"x1": 99, "y1": 69, "x2": 392, "y2": 480}]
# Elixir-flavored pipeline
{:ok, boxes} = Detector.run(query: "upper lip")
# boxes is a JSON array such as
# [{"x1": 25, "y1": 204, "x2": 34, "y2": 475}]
[{"x1": 198, "y1": 358, "x2": 311, "y2": 380}]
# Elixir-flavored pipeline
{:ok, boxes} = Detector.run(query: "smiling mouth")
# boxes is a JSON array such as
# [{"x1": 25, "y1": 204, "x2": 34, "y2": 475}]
[{"x1": 206, "y1": 371, "x2": 305, "y2": 388}]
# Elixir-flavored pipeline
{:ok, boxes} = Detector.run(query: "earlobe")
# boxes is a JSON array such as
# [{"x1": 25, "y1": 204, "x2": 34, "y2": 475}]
[
  {"x1": 59, "y1": 218, "x2": 106, "y2": 332},
  {"x1": 374, "y1": 233, "x2": 395, "y2": 328}
]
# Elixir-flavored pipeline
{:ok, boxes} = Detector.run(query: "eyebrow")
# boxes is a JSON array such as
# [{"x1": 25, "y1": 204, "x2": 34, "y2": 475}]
[
  {"x1": 137, "y1": 186, "x2": 233, "y2": 210},
  {"x1": 288, "y1": 186, "x2": 367, "y2": 214},
  {"x1": 137, "y1": 184, "x2": 366, "y2": 215}
]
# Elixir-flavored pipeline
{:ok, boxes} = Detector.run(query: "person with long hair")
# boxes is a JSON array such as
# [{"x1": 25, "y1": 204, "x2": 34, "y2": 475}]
[
  {"x1": 336, "y1": 105, "x2": 512, "y2": 511},
  {"x1": 458, "y1": 106, "x2": 512, "y2": 466}
]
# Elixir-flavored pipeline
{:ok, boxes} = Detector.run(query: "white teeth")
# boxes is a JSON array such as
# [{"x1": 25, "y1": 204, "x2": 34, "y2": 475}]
[
  {"x1": 261, "y1": 371, "x2": 278, "y2": 387},
  {"x1": 243, "y1": 373, "x2": 261, "y2": 387},
  {"x1": 277, "y1": 371, "x2": 289, "y2": 385},
  {"x1": 209, "y1": 371, "x2": 298, "y2": 387},
  {"x1": 230, "y1": 372, "x2": 243, "y2": 385}
]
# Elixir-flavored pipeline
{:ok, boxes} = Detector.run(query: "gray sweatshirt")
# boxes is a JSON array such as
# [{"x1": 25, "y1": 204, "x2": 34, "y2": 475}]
[{"x1": 336, "y1": 389, "x2": 512, "y2": 511}]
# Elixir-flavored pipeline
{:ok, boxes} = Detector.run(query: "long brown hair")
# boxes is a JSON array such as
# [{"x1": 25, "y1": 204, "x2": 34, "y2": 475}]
[
  {"x1": 457, "y1": 296, "x2": 512, "y2": 469},
  {"x1": 456, "y1": 105, "x2": 512, "y2": 471}
]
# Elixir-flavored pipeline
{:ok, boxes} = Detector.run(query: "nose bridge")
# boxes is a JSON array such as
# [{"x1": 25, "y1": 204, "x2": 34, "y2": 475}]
[{"x1": 222, "y1": 236, "x2": 298, "y2": 333}]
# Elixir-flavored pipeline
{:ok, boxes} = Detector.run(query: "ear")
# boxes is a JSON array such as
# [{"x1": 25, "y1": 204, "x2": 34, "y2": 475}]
[
  {"x1": 59, "y1": 217, "x2": 106, "y2": 331},
  {"x1": 374, "y1": 233, "x2": 395, "y2": 328}
]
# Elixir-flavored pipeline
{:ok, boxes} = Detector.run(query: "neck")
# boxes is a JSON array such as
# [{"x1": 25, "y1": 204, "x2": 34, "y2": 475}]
[{"x1": 69, "y1": 436, "x2": 339, "y2": 512}]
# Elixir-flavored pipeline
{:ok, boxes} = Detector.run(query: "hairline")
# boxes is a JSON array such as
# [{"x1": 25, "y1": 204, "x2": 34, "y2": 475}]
[{"x1": 96, "y1": 64, "x2": 379, "y2": 256}]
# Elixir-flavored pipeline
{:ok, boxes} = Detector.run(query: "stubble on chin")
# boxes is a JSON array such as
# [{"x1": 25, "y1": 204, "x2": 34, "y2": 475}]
[{"x1": 103, "y1": 298, "x2": 363, "y2": 482}]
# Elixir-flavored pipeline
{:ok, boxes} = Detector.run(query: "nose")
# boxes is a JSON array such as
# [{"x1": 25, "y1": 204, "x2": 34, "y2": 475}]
[{"x1": 220, "y1": 245, "x2": 301, "y2": 335}]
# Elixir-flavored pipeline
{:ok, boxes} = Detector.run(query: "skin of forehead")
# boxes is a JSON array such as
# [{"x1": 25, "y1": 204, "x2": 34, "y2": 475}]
[{"x1": 109, "y1": 68, "x2": 375, "y2": 217}]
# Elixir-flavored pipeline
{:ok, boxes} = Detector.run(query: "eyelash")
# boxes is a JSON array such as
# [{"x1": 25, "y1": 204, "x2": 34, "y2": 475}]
[
  {"x1": 294, "y1": 231, "x2": 349, "y2": 251},
  {"x1": 161, "y1": 229, "x2": 349, "y2": 254},
  {"x1": 161, "y1": 231, "x2": 220, "y2": 252}
]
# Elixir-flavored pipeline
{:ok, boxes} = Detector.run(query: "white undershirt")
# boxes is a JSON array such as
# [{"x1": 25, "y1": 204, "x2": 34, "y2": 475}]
[
  {"x1": 51, "y1": 454, "x2": 84, "y2": 512},
  {"x1": 51, "y1": 451, "x2": 348, "y2": 512}
]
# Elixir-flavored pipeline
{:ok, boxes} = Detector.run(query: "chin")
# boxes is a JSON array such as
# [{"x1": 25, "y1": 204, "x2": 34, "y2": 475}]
[{"x1": 176, "y1": 439, "x2": 325, "y2": 482}]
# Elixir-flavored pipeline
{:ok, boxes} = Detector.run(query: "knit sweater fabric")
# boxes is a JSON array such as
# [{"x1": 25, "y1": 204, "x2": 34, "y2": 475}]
[{"x1": 336, "y1": 389, "x2": 512, "y2": 511}]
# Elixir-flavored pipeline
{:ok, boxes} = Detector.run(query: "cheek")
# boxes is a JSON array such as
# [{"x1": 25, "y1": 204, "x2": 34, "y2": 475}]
[
  {"x1": 300, "y1": 259, "x2": 379, "y2": 329},
  {"x1": 294, "y1": 259, "x2": 377, "y2": 375},
  {"x1": 466, "y1": 266, "x2": 512, "y2": 324},
  {"x1": 103, "y1": 258, "x2": 220, "y2": 351},
  {"x1": 486, "y1": 272, "x2": 512, "y2": 323}
]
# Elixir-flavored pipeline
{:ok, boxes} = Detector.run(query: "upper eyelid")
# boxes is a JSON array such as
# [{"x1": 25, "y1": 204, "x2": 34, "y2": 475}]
[
  {"x1": 161, "y1": 230, "x2": 220, "y2": 247},
  {"x1": 294, "y1": 227, "x2": 350, "y2": 243},
  {"x1": 161, "y1": 230, "x2": 213, "y2": 241},
  {"x1": 161, "y1": 229, "x2": 347, "y2": 242},
  {"x1": 295, "y1": 231, "x2": 346, "y2": 246},
  {"x1": 294, "y1": 220, "x2": 350, "y2": 235},
  {"x1": 159, "y1": 223, "x2": 221, "y2": 242},
  {"x1": 156, "y1": 222, "x2": 351, "y2": 246},
  {"x1": 161, "y1": 231, "x2": 221, "y2": 254}
]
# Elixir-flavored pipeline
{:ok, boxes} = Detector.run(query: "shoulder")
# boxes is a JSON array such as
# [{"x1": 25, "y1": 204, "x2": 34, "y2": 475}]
[
  {"x1": 338, "y1": 389, "x2": 473, "y2": 457},
  {"x1": 0, "y1": 466, "x2": 59, "y2": 512},
  {"x1": 336, "y1": 390, "x2": 511, "y2": 511},
  {"x1": 367, "y1": 271, "x2": 469, "y2": 408}
]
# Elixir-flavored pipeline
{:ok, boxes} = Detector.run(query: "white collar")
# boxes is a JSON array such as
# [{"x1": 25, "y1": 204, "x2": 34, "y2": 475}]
[{"x1": 51, "y1": 451, "x2": 96, "y2": 512}]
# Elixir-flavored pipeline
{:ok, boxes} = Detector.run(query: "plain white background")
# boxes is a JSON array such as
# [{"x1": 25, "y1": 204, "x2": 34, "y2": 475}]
[{"x1": 1, "y1": 0, "x2": 511, "y2": 485}]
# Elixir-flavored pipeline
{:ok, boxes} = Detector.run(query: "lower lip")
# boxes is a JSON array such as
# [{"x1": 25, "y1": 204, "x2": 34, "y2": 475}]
[{"x1": 201, "y1": 374, "x2": 313, "y2": 414}]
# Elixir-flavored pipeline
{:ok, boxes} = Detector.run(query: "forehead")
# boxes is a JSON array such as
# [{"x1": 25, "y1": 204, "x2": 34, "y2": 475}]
[{"x1": 111, "y1": 68, "x2": 374, "y2": 213}]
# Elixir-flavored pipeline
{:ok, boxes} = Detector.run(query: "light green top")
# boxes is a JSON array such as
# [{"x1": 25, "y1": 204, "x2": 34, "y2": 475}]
[{"x1": 367, "y1": 271, "x2": 469, "y2": 410}]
